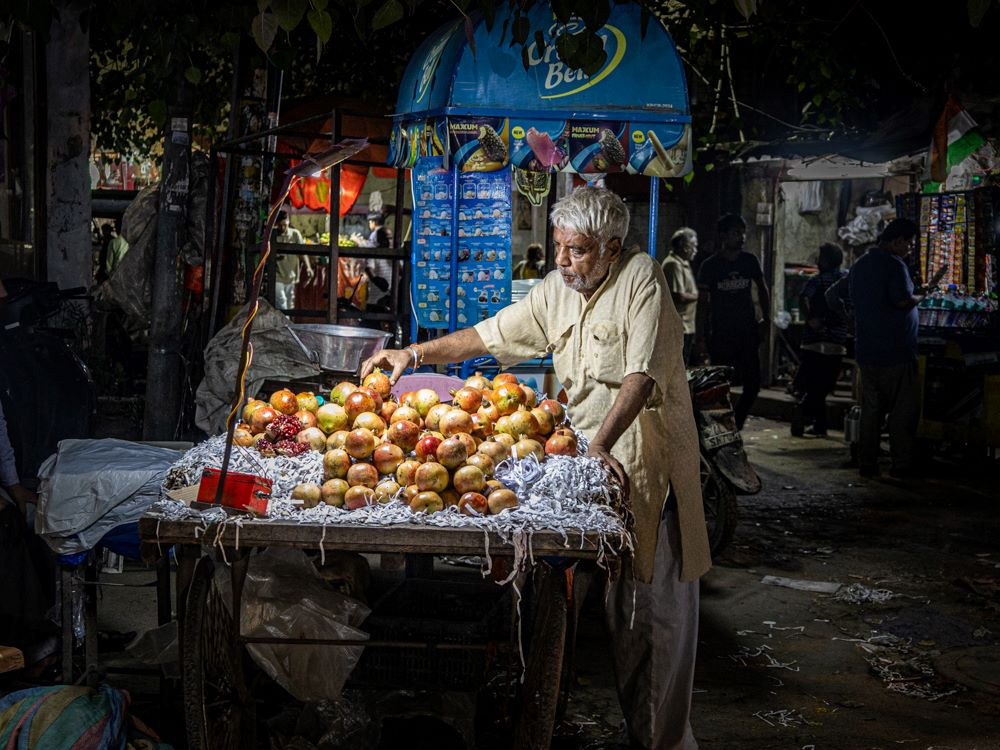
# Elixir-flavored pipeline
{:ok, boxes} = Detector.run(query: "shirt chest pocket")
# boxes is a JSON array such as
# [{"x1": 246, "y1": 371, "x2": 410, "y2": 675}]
[{"x1": 585, "y1": 320, "x2": 625, "y2": 385}]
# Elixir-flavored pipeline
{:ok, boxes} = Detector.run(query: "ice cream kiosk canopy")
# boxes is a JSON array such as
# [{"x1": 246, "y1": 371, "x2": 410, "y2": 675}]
[{"x1": 390, "y1": 2, "x2": 692, "y2": 345}]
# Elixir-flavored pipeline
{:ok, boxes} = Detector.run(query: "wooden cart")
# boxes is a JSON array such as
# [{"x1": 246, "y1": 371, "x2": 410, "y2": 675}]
[{"x1": 139, "y1": 512, "x2": 616, "y2": 750}]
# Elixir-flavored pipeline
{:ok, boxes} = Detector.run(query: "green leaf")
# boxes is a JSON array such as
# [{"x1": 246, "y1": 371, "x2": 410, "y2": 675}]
[
  {"x1": 684, "y1": 170, "x2": 695, "y2": 184},
  {"x1": 372, "y1": 0, "x2": 403, "y2": 31},
  {"x1": 797, "y1": 81, "x2": 806, "y2": 92},
  {"x1": 521, "y1": 44, "x2": 530, "y2": 71},
  {"x1": 311, "y1": 0, "x2": 328, "y2": 9},
  {"x1": 533, "y1": 29, "x2": 545, "y2": 54},
  {"x1": 257, "y1": 0, "x2": 269, "y2": 12},
  {"x1": 812, "y1": 93, "x2": 823, "y2": 106},
  {"x1": 704, "y1": 163, "x2": 715, "y2": 172},
  {"x1": 252, "y1": 12, "x2": 279, "y2": 51},
  {"x1": 149, "y1": 99, "x2": 167, "y2": 127},
  {"x1": 968, "y1": 0, "x2": 992, "y2": 27},
  {"x1": 819, "y1": 61, "x2": 831, "y2": 79},
  {"x1": 184, "y1": 66, "x2": 202, "y2": 84},
  {"x1": 307, "y1": 9, "x2": 332, "y2": 43},
  {"x1": 271, "y1": 0, "x2": 308, "y2": 32},
  {"x1": 551, "y1": 0, "x2": 574, "y2": 23}
]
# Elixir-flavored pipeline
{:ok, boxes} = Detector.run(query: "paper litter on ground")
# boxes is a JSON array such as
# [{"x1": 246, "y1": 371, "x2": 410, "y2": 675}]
[{"x1": 760, "y1": 575, "x2": 842, "y2": 594}]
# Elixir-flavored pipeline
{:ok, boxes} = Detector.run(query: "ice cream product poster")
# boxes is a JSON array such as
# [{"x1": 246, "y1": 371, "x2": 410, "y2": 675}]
[
  {"x1": 509, "y1": 120, "x2": 569, "y2": 172},
  {"x1": 568, "y1": 121, "x2": 629, "y2": 174},
  {"x1": 448, "y1": 117, "x2": 510, "y2": 172}
]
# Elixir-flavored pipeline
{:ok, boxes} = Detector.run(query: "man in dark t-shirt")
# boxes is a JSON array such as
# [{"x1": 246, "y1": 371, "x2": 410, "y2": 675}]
[
  {"x1": 696, "y1": 214, "x2": 771, "y2": 429},
  {"x1": 848, "y1": 218, "x2": 946, "y2": 478}
]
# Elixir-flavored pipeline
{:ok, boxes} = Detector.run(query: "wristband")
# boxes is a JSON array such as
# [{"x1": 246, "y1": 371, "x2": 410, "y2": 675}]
[{"x1": 406, "y1": 343, "x2": 424, "y2": 369}]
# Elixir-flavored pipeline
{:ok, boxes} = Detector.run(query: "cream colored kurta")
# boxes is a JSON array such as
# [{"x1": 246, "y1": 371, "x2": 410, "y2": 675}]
[{"x1": 475, "y1": 247, "x2": 712, "y2": 583}]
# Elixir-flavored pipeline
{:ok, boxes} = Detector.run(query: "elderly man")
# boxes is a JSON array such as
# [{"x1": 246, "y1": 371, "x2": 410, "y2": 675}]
[
  {"x1": 362, "y1": 187, "x2": 710, "y2": 750},
  {"x1": 662, "y1": 227, "x2": 699, "y2": 364}
]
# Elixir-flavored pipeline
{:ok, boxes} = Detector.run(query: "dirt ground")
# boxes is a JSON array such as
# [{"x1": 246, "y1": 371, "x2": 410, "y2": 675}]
[
  {"x1": 27, "y1": 418, "x2": 999, "y2": 750},
  {"x1": 559, "y1": 419, "x2": 1000, "y2": 750}
]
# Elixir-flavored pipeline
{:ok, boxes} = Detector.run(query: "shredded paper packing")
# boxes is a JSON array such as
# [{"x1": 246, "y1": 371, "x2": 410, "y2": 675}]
[{"x1": 157, "y1": 435, "x2": 632, "y2": 578}]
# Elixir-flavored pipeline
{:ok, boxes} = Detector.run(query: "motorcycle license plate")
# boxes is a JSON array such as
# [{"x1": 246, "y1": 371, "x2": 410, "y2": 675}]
[{"x1": 703, "y1": 429, "x2": 740, "y2": 450}]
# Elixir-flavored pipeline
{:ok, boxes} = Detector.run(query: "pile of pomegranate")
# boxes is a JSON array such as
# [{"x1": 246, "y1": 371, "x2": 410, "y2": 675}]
[{"x1": 237, "y1": 370, "x2": 578, "y2": 516}]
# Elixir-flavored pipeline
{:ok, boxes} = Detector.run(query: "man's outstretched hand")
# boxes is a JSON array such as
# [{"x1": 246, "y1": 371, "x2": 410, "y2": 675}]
[
  {"x1": 360, "y1": 349, "x2": 412, "y2": 385},
  {"x1": 586, "y1": 443, "x2": 630, "y2": 502}
]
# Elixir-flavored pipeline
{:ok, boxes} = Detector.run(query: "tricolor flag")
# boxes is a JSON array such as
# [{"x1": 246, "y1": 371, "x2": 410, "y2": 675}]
[{"x1": 929, "y1": 95, "x2": 985, "y2": 183}]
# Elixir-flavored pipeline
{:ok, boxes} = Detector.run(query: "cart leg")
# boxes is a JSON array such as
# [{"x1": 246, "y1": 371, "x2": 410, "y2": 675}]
[{"x1": 515, "y1": 563, "x2": 568, "y2": 750}]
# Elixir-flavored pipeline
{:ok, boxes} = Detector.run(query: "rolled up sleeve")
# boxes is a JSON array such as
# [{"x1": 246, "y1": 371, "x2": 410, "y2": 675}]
[
  {"x1": 473, "y1": 281, "x2": 550, "y2": 367},
  {"x1": 623, "y1": 275, "x2": 680, "y2": 409}
]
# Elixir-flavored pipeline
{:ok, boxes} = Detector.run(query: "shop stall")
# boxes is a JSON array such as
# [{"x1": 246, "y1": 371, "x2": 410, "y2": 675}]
[
  {"x1": 896, "y1": 188, "x2": 1000, "y2": 449},
  {"x1": 386, "y1": 2, "x2": 693, "y2": 373}
]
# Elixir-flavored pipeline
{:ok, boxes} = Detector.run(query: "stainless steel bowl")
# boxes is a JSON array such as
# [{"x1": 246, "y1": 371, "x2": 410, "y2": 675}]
[{"x1": 289, "y1": 324, "x2": 391, "y2": 373}]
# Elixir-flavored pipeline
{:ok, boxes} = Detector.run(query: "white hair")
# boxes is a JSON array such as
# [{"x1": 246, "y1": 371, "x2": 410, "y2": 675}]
[{"x1": 550, "y1": 187, "x2": 630, "y2": 257}]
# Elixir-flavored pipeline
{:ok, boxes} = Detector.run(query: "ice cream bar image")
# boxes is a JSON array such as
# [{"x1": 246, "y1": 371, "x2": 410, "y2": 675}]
[
  {"x1": 526, "y1": 127, "x2": 564, "y2": 168},
  {"x1": 647, "y1": 130, "x2": 676, "y2": 172}
]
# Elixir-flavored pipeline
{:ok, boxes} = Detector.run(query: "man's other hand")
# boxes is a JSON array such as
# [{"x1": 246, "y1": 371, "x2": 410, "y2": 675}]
[
  {"x1": 360, "y1": 348, "x2": 413, "y2": 384},
  {"x1": 586, "y1": 443, "x2": 630, "y2": 502},
  {"x1": 6, "y1": 484, "x2": 37, "y2": 517}
]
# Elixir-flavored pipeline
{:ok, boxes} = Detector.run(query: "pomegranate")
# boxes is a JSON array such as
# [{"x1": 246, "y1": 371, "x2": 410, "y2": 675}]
[
  {"x1": 255, "y1": 436, "x2": 276, "y2": 457},
  {"x1": 357, "y1": 385, "x2": 383, "y2": 413},
  {"x1": 373, "y1": 443, "x2": 405, "y2": 475},
  {"x1": 491, "y1": 433, "x2": 516, "y2": 450},
  {"x1": 492, "y1": 373, "x2": 518, "y2": 389},
  {"x1": 275, "y1": 439, "x2": 308, "y2": 457},
  {"x1": 343, "y1": 428, "x2": 376, "y2": 460},
  {"x1": 267, "y1": 414, "x2": 303, "y2": 442},
  {"x1": 512, "y1": 438, "x2": 544, "y2": 462},
  {"x1": 353, "y1": 411, "x2": 386, "y2": 437},
  {"x1": 439, "y1": 408, "x2": 474, "y2": 437},
  {"x1": 396, "y1": 459, "x2": 421, "y2": 487},
  {"x1": 435, "y1": 436, "x2": 469, "y2": 469},
  {"x1": 295, "y1": 410, "x2": 318, "y2": 430},
  {"x1": 477, "y1": 401, "x2": 500, "y2": 424},
  {"x1": 493, "y1": 383, "x2": 524, "y2": 416},
  {"x1": 464, "y1": 371, "x2": 492, "y2": 391},
  {"x1": 386, "y1": 420, "x2": 420, "y2": 453},
  {"x1": 538, "y1": 399, "x2": 566, "y2": 424},
  {"x1": 347, "y1": 462, "x2": 379, "y2": 488},
  {"x1": 415, "y1": 434, "x2": 443, "y2": 462},
  {"x1": 403, "y1": 484, "x2": 421, "y2": 502},
  {"x1": 451, "y1": 386, "x2": 483, "y2": 413},
  {"x1": 508, "y1": 410, "x2": 539, "y2": 438},
  {"x1": 468, "y1": 412, "x2": 494, "y2": 440},
  {"x1": 270, "y1": 389, "x2": 298, "y2": 415},
  {"x1": 321, "y1": 478, "x2": 349, "y2": 507},
  {"x1": 316, "y1": 403, "x2": 349, "y2": 434},
  {"x1": 440, "y1": 488, "x2": 461, "y2": 508},
  {"x1": 414, "y1": 388, "x2": 441, "y2": 418},
  {"x1": 330, "y1": 381, "x2": 357, "y2": 406},
  {"x1": 400, "y1": 391, "x2": 418, "y2": 409},
  {"x1": 344, "y1": 391, "x2": 376, "y2": 423},
  {"x1": 458, "y1": 492, "x2": 488, "y2": 516},
  {"x1": 415, "y1": 462, "x2": 449, "y2": 493},
  {"x1": 326, "y1": 430, "x2": 350, "y2": 450},
  {"x1": 530, "y1": 407, "x2": 554, "y2": 436},
  {"x1": 544, "y1": 433, "x2": 578, "y2": 456},
  {"x1": 291, "y1": 482, "x2": 323, "y2": 509},
  {"x1": 380, "y1": 400, "x2": 399, "y2": 422},
  {"x1": 452, "y1": 465, "x2": 486, "y2": 494},
  {"x1": 233, "y1": 426, "x2": 255, "y2": 447},
  {"x1": 452, "y1": 432, "x2": 478, "y2": 458},
  {"x1": 487, "y1": 488, "x2": 519, "y2": 514},
  {"x1": 296, "y1": 427, "x2": 328, "y2": 452},
  {"x1": 485, "y1": 479, "x2": 504, "y2": 493},
  {"x1": 521, "y1": 385, "x2": 537, "y2": 408},
  {"x1": 296, "y1": 391, "x2": 320, "y2": 413},
  {"x1": 410, "y1": 491, "x2": 443, "y2": 514},
  {"x1": 242, "y1": 399, "x2": 265, "y2": 424},
  {"x1": 390, "y1": 405, "x2": 422, "y2": 425},
  {"x1": 476, "y1": 440, "x2": 508, "y2": 464},
  {"x1": 374, "y1": 480, "x2": 401, "y2": 504},
  {"x1": 344, "y1": 485, "x2": 376, "y2": 510},
  {"x1": 250, "y1": 405, "x2": 277, "y2": 434},
  {"x1": 466, "y1": 452, "x2": 495, "y2": 477},
  {"x1": 424, "y1": 403, "x2": 452, "y2": 432},
  {"x1": 323, "y1": 448, "x2": 351, "y2": 479},
  {"x1": 363, "y1": 368, "x2": 393, "y2": 399}
]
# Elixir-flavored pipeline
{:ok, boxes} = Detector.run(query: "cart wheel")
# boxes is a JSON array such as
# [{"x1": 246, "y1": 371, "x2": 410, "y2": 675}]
[
  {"x1": 182, "y1": 555, "x2": 256, "y2": 750},
  {"x1": 701, "y1": 454, "x2": 738, "y2": 557}
]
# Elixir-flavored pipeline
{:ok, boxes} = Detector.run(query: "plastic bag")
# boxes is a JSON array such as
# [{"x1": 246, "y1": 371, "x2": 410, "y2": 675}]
[{"x1": 215, "y1": 548, "x2": 370, "y2": 702}]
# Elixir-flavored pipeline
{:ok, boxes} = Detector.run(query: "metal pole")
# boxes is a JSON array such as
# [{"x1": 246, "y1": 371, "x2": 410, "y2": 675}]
[
  {"x1": 143, "y1": 97, "x2": 192, "y2": 440},
  {"x1": 447, "y1": 165, "x2": 460, "y2": 374},
  {"x1": 647, "y1": 177, "x2": 660, "y2": 258}
]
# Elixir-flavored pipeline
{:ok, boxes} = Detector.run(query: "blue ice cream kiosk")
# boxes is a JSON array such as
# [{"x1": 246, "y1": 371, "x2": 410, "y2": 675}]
[{"x1": 389, "y1": 2, "x2": 693, "y2": 376}]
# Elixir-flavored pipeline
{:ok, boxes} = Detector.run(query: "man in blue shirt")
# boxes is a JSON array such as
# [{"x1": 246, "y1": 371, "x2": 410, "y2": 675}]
[{"x1": 848, "y1": 219, "x2": 945, "y2": 478}]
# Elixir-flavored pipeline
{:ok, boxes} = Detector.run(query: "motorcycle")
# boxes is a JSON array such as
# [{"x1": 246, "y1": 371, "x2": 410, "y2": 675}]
[
  {"x1": 688, "y1": 366, "x2": 762, "y2": 556},
  {"x1": 0, "y1": 279, "x2": 95, "y2": 485}
]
